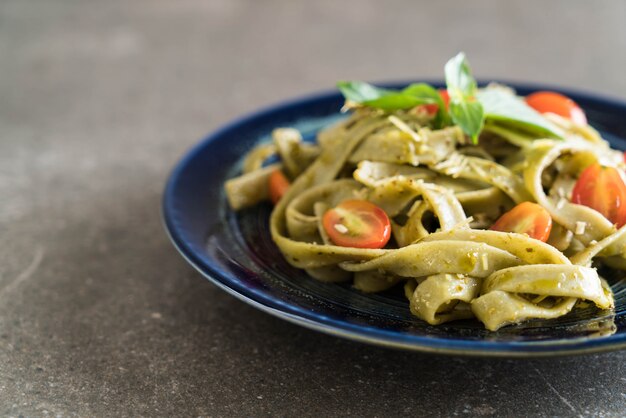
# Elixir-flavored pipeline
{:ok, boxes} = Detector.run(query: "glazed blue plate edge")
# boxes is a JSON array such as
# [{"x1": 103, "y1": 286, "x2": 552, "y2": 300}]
[{"x1": 162, "y1": 81, "x2": 626, "y2": 357}]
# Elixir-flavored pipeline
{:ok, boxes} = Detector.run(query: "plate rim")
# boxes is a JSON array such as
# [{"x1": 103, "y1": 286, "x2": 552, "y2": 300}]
[{"x1": 163, "y1": 80, "x2": 626, "y2": 357}]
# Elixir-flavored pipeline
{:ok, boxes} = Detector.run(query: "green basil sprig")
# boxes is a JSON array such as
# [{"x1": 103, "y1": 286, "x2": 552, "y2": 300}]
[
  {"x1": 337, "y1": 52, "x2": 565, "y2": 143},
  {"x1": 444, "y1": 52, "x2": 484, "y2": 144},
  {"x1": 336, "y1": 81, "x2": 449, "y2": 128}
]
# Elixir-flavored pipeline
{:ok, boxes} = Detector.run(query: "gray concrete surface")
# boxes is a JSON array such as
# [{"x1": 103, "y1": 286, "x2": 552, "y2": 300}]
[{"x1": 1, "y1": 0, "x2": 626, "y2": 416}]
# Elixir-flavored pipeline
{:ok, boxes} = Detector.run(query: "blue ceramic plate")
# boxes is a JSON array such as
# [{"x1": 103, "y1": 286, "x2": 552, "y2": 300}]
[{"x1": 163, "y1": 81, "x2": 626, "y2": 357}]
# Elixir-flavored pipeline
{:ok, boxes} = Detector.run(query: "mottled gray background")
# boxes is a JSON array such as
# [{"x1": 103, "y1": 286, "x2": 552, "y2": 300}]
[{"x1": 1, "y1": 1, "x2": 626, "y2": 416}]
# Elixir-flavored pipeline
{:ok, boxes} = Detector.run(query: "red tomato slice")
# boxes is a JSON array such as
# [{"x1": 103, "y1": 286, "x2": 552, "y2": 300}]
[
  {"x1": 571, "y1": 163, "x2": 626, "y2": 227},
  {"x1": 490, "y1": 202, "x2": 553, "y2": 242},
  {"x1": 525, "y1": 91, "x2": 587, "y2": 125},
  {"x1": 322, "y1": 200, "x2": 391, "y2": 249},
  {"x1": 268, "y1": 169, "x2": 290, "y2": 204}
]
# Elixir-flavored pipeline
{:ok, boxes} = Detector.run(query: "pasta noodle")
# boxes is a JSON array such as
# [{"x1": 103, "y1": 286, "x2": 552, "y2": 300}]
[{"x1": 224, "y1": 84, "x2": 623, "y2": 331}]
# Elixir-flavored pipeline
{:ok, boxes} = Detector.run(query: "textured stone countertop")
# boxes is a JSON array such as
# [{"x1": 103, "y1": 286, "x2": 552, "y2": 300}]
[{"x1": 1, "y1": 1, "x2": 626, "y2": 416}]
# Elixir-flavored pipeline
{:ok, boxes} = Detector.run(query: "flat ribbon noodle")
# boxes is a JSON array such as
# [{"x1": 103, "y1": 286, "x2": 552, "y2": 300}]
[
  {"x1": 472, "y1": 264, "x2": 614, "y2": 330},
  {"x1": 340, "y1": 240, "x2": 522, "y2": 278},
  {"x1": 407, "y1": 274, "x2": 480, "y2": 325},
  {"x1": 420, "y1": 229, "x2": 569, "y2": 264}
]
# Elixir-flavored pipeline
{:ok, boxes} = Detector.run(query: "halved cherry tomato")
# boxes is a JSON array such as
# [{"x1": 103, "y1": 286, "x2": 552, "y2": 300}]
[
  {"x1": 268, "y1": 169, "x2": 290, "y2": 204},
  {"x1": 322, "y1": 200, "x2": 391, "y2": 249},
  {"x1": 525, "y1": 91, "x2": 587, "y2": 125},
  {"x1": 571, "y1": 163, "x2": 626, "y2": 227},
  {"x1": 490, "y1": 202, "x2": 553, "y2": 242}
]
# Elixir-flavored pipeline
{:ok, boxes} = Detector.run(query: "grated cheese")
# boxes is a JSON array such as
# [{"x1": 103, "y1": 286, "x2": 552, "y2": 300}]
[
  {"x1": 388, "y1": 115, "x2": 423, "y2": 143},
  {"x1": 575, "y1": 221, "x2": 587, "y2": 235},
  {"x1": 481, "y1": 253, "x2": 489, "y2": 271},
  {"x1": 333, "y1": 224, "x2": 349, "y2": 234},
  {"x1": 468, "y1": 160, "x2": 488, "y2": 179},
  {"x1": 450, "y1": 216, "x2": 473, "y2": 230}
]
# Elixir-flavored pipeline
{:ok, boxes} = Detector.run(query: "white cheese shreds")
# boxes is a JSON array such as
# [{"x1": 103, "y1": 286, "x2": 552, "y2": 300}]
[
  {"x1": 388, "y1": 115, "x2": 423, "y2": 143},
  {"x1": 450, "y1": 216, "x2": 474, "y2": 231},
  {"x1": 333, "y1": 224, "x2": 349, "y2": 234},
  {"x1": 575, "y1": 221, "x2": 587, "y2": 235},
  {"x1": 481, "y1": 253, "x2": 489, "y2": 271}
]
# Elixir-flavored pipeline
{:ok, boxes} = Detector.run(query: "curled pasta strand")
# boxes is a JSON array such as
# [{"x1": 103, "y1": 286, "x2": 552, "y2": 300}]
[{"x1": 408, "y1": 274, "x2": 480, "y2": 325}]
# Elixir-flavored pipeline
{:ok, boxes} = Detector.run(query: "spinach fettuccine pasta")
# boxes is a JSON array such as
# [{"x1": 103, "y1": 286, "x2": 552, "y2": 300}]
[{"x1": 224, "y1": 53, "x2": 623, "y2": 331}]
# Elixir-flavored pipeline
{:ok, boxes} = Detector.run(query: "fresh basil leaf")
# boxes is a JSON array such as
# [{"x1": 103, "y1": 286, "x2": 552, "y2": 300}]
[
  {"x1": 337, "y1": 81, "x2": 393, "y2": 103},
  {"x1": 477, "y1": 89, "x2": 564, "y2": 139},
  {"x1": 363, "y1": 94, "x2": 431, "y2": 111},
  {"x1": 337, "y1": 81, "x2": 439, "y2": 111},
  {"x1": 444, "y1": 52, "x2": 484, "y2": 143},
  {"x1": 444, "y1": 52, "x2": 477, "y2": 99},
  {"x1": 449, "y1": 100, "x2": 484, "y2": 143},
  {"x1": 402, "y1": 83, "x2": 439, "y2": 97}
]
